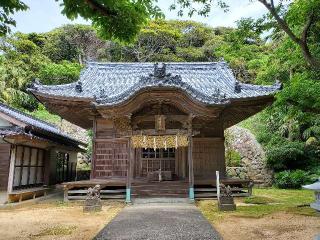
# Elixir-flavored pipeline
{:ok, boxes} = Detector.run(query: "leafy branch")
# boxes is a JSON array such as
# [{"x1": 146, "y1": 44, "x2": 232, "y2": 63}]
[{"x1": 258, "y1": 0, "x2": 320, "y2": 69}]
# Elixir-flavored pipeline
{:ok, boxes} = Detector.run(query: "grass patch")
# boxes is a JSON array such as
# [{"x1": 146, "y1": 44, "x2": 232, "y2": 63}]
[
  {"x1": 55, "y1": 200, "x2": 70, "y2": 207},
  {"x1": 30, "y1": 225, "x2": 77, "y2": 238},
  {"x1": 197, "y1": 188, "x2": 317, "y2": 222},
  {"x1": 244, "y1": 195, "x2": 276, "y2": 204}
]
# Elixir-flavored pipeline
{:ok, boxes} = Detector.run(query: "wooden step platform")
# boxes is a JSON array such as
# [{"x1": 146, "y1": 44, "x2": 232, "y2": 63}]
[
  {"x1": 61, "y1": 178, "x2": 253, "y2": 201},
  {"x1": 132, "y1": 181, "x2": 188, "y2": 198}
]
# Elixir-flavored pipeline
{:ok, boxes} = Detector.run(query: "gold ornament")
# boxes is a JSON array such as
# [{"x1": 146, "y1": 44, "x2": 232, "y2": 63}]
[{"x1": 131, "y1": 135, "x2": 188, "y2": 149}]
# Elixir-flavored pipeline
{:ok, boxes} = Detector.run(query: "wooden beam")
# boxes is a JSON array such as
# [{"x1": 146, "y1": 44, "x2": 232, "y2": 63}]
[
  {"x1": 126, "y1": 138, "x2": 132, "y2": 203},
  {"x1": 131, "y1": 129, "x2": 200, "y2": 136}
]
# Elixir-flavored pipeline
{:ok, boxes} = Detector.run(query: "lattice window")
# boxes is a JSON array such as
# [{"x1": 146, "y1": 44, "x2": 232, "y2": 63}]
[{"x1": 141, "y1": 148, "x2": 175, "y2": 176}]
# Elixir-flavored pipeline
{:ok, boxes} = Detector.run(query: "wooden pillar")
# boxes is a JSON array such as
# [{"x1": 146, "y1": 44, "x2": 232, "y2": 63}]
[
  {"x1": 63, "y1": 185, "x2": 69, "y2": 202},
  {"x1": 188, "y1": 135, "x2": 194, "y2": 201},
  {"x1": 126, "y1": 138, "x2": 132, "y2": 203},
  {"x1": 7, "y1": 145, "x2": 16, "y2": 194},
  {"x1": 90, "y1": 117, "x2": 97, "y2": 179},
  {"x1": 187, "y1": 113, "x2": 195, "y2": 201}
]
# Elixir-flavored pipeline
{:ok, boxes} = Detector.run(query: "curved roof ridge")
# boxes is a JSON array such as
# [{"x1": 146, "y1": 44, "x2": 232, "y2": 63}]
[
  {"x1": 86, "y1": 61, "x2": 223, "y2": 65},
  {"x1": 28, "y1": 61, "x2": 281, "y2": 106}
]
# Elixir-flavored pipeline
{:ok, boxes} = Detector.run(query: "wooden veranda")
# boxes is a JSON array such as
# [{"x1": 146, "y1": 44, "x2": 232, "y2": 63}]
[{"x1": 62, "y1": 178, "x2": 253, "y2": 201}]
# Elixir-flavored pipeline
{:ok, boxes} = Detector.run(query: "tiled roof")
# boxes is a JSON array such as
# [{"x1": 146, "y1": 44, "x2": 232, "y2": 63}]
[
  {"x1": 0, "y1": 126, "x2": 25, "y2": 137},
  {"x1": 0, "y1": 102, "x2": 85, "y2": 146},
  {"x1": 28, "y1": 62, "x2": 281, "y2": 106}
]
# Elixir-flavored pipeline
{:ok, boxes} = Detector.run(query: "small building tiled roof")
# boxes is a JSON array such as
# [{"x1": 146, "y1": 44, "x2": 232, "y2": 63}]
[
  {"x1": 0, "y1": 102, "x2": 85, "y2": 147},
  {"x1": 0, "y1": 126, "x2": 25, "y2": 137},
  {"x1": 28, "y1": 62, "x2": 281, "y2": 106}
]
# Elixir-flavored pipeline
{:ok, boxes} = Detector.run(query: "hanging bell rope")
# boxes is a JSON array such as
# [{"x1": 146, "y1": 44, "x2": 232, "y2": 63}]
[{"x1": 131, "y1": 135, "x2": 189, "y2": 149}]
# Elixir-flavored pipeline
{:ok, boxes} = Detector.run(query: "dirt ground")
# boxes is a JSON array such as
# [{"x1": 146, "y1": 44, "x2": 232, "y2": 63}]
[
  {"x1": 1, "y1": 200, "x2": 319, "y2": 240},
  {"x1": 0, "y1": 201, "x2": 124, "y2": 240},
  {"x1": 215, "y1": 212, "x2": 320, "y2": 240}
]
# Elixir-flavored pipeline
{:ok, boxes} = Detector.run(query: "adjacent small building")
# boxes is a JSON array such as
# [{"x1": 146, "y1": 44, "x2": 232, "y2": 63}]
[
  {"x1": 28, "y1": 62, "x2": 281, "y2": 201},
  {"x1": 0, "y1": 103, "x2": 86, "y2": 202}
]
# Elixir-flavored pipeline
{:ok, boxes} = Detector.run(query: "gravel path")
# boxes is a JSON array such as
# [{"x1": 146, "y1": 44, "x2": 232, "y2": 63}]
[{"x1": 94, "y1": 203, "x2": 222, "y2": 240}]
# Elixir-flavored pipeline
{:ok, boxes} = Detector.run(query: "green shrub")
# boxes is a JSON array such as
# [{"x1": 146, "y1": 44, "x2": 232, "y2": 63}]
[
  {"x1": 226, "y1": 149, "x2": 242, "y2": 167},
  {"x1": 266, "y1": 141, "x2": 305, "y2": 171},
  {"x1": 274, "y1": 170, "x2": 313, "y2": 189}
]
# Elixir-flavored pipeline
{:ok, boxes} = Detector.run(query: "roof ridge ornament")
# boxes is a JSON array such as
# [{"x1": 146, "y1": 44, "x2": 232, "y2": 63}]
[
  {"x1": 235, "y1": 81, "x2": 242, "y2": 93},
  {"x1": 140, "y1": 62, "x2": 182, "y2": 84},
  {"x1": 75, "y1": 81, "x2": 83, "y2": 93},
  {"x1": 28, "y1": 78, "x2": 42, "y2": 90},
  {"x1": 211, "y1": 87, "x2": 227, "y2": 101},
  {"x1": 273, "y1": 80, "x2": 283, "y2": 90},
  {"x1": 154, "y1": 63, "x2": 167, "y2": 78},
  {"x1": 219, "y1": 57, "x2": 228, "y2": 67}
]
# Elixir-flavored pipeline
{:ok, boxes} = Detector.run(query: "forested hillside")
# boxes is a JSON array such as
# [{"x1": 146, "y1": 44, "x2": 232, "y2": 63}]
[{"x1": 1, "y1": 17, "x2": 319, "y2": 187}]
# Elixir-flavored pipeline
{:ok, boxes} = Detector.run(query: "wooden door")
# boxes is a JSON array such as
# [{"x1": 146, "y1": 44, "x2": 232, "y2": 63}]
[{"x1": 139, "y1": 148, "x2": 175, "y2": 177}]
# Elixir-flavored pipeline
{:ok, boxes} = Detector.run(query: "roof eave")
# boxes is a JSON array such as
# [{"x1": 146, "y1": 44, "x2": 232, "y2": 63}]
[{"x1": 28, "y1": 88, "x2": 93, "y2": 102}]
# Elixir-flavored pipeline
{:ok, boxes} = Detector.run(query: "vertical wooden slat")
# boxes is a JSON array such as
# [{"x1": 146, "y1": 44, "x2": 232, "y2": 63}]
[
  {"x1": 18, "y1": 146, "x2": 25, "y2": 187},
  {"x1": 66, "y1": 153, "x2": 70, "y2": 181},
  {"x1": 26, "y1": 147, "x2": 33, "y2": 185},
  {"x1": 41, "y1": 149, "x2": 45, "y2": 184},
  {"x1": 35, "y1": 148, "x2": 39, "y2": 185},
  {"x1": 62, "y1": 153, "x2": 65, "y2": 181}
]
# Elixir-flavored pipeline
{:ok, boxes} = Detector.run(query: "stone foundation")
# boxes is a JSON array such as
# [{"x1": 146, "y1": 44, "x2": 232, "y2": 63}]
[{"x1": 226, "y1": 126, "x2": 273, "y2": 186}]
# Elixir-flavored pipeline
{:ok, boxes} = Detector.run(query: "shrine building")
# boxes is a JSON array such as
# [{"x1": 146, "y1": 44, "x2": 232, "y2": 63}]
[{"x1": 28, "y1": 62, "x2": 281, "y2": 201}]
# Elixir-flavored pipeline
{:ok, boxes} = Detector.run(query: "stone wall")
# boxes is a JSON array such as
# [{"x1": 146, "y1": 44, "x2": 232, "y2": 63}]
[{"x1": 225, "y1": 126, "x2": 273, "y2": 186}]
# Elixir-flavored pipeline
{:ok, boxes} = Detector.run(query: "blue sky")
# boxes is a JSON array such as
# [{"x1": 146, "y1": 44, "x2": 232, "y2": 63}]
[{"x1": 12, "y1": 0, "x2": 268, "y2": 33}]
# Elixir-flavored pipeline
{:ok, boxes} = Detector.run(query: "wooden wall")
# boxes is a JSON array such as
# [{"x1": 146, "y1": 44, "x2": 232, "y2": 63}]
[
  {"x1": 0, "y1": 144, "x2": 11, "y2": 190},
  {"x1": 93, "y1": 118, "x2": 129, "y2": 178},
  {"x1": 93, "y1": 117, "x2": 226, "y2": 180},
  {"x1": 192, "y1": 138, "x2": 225, "y2": 179},
  {"x1": 175, "y1": 147, "x2": 188, "y2": 179}
]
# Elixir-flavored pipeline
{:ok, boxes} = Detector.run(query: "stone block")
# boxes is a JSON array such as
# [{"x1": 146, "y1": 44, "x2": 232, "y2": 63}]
[
  {"x1": 218, "y1": 203, "x2": 236, "y2": 211},
  {"x1": 83, "y1": 199, "x2": 102, "y2": 212}
]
